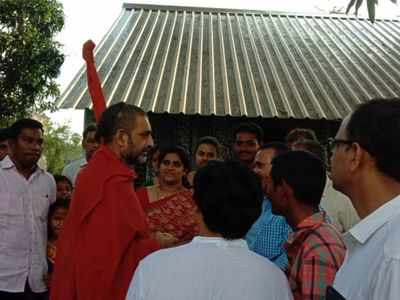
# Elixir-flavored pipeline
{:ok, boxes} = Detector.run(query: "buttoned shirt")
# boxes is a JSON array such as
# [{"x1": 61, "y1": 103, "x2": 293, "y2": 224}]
[
  {"x1": 0, "y1": 156, "x2": 56, "y2": 293},
  {"x1": 246, "y1": 198, "x2": 292, "y2": 269},
  {"x1": 126, "y1": 236, "x2": 293, "y2": 300},
  {"x1": 286, "y1": 211, "x2": 346, "y2": 300},
  {"x1": 62, "y1": 156, "x2": 87, "y2": 185},
  {"x1": 333, "y1": 194, "x2": 400, "y2": 300}
]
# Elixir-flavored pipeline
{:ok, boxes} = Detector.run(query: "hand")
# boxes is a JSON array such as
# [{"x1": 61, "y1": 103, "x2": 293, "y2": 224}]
[
  {"x1": 82, "y1": 40, "x2": 96, "y2": 62},
  {"x1": 154, "y1": 231, "x2": 178, "y2": 248}
]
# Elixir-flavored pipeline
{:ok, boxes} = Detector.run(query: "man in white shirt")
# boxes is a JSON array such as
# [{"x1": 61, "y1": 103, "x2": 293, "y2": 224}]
[
  {"x1": 328, "y1": 99, "x2": 400, "y2": 300},
  {"x1": 126, "y1": 160, "x2": 293, "y2": 300},
  {"x1": 0, "y1": 119, "x2": 56, "y2": 299},
  {"x1": 62, "y1": 124, "x2": 99, "y2": 185}
]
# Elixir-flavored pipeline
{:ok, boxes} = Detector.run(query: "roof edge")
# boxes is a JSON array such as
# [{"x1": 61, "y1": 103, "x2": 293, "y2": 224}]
[{"x1": 122, "y1": 2, "x2": 400, "y2": 22}]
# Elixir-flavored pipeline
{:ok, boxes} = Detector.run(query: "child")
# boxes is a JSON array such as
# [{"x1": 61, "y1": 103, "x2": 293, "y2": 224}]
[
  {"x1": 46, "y1": 199, "x2": 70, "y2": 289},
  {"x1": 54, "y1": 175, "x2": 73, "y2": 201}
]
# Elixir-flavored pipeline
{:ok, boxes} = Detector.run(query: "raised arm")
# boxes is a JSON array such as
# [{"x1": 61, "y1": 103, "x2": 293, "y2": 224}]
[{"x1": 82, "y1": 40, "x2": 106, "y2": 122}]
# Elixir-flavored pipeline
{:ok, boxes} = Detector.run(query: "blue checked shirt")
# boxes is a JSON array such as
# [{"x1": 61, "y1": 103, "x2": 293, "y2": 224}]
[{"x1": 246, "y1": 197, "x2": 292, "y2": 270}]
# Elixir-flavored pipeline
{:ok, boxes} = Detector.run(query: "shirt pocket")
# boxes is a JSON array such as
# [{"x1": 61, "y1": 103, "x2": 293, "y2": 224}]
[
  {"x1": 0, "y1": 193, "x2": 24, "y2": 245},
  {"x1": 0, "y1": 192, "x2": 23, "y2": 217},
  {"x1": 33, "y1": 195, "x2": 50, "y2": 222}
]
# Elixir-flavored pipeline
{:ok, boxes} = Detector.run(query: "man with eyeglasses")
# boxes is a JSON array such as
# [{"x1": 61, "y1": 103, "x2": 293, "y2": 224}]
[
  {"x1": 327, "y1": 99, "x2": 400, "y2": 300},
  {"x1": 232, "y1": 122, "x2": 263, "y2": 168},
  {"x1": 0, "y1": 127, "x2": 10, "y2": 161}
]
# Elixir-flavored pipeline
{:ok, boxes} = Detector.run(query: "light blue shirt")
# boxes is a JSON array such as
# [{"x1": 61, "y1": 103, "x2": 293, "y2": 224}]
[{"x1": 246, "y1": 197, "x2": 292, "y2": 270}]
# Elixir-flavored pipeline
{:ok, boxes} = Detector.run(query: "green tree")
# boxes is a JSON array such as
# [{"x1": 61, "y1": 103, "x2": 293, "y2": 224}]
[
  {"x1": 0, "y1": 0, "x2": 64, "y2": 122},
  {"x1": 42, "y1": 116, "x2": 82, "y2": 174}
]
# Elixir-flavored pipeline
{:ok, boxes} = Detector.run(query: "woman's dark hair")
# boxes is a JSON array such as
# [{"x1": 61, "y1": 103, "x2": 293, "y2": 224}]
[
  {"x1": 193, "y1": 160, "x2": 263, "y2": 239},
  {"x1": 158, "y1": 145, "x2": 190, "y2": 171},
  {"x1": 271, "y1": 151, "x2": 326, "y2": 209},
  {"x1": 48, "y1": 199, "x2": 70, "y2": 240},
  {"x1": 195, "y1": 136, "x2": 221, "y2": 157}
]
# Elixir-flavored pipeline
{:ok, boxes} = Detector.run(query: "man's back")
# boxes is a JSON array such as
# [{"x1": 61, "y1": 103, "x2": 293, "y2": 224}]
[{"x1": 126, "y1": 236, "x2": 292, "y2": 300}]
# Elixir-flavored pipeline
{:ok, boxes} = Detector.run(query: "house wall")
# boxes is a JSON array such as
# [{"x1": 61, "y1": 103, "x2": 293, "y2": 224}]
[{"x1": 148, "y1": 112, "x2": 341, "y2": 163}]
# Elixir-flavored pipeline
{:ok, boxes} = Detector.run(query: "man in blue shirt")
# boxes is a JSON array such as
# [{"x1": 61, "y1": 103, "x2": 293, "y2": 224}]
[{"x1": 246, "y1": 142, "x2": 292, "y2": 270}]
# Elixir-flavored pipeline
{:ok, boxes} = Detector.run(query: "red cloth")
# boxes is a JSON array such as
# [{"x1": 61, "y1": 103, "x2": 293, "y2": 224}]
[
  {"x1": 137, "y1": 187, "x2": 199, "y2": 246},
  {"x1": 50, "y1": 146, "x2": 159, "y2": 300},
  {"x1": 82, "y1": 40, "x2": 106, "y2": 122}
]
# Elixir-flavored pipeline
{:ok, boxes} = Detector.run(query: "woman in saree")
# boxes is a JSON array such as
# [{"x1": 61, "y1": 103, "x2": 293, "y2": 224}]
[{"x1": 137, "y1": 146, "x2": 199, "y2": 246}]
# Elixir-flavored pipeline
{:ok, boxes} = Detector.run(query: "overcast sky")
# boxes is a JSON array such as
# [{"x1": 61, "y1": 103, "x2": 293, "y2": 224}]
[{"x1": 49, "y1": 0, "x2": 399, "y2": 134}]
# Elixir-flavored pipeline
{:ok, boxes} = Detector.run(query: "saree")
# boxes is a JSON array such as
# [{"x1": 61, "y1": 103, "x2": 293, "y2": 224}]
[{"x1": 137, "y1": 187, "x2": 199, "y2": 245}]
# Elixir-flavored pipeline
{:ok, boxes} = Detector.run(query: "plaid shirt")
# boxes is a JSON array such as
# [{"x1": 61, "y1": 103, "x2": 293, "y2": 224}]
[
  {"x1": 246, "y1": 198, "x2": 292, "y2": 269},
  {"x1": 285, "y1": 211, "x2": 346, "y2": 300}
]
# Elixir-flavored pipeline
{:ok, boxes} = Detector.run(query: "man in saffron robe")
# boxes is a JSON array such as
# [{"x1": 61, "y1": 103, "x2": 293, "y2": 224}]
[{"x1": 50, "y1": 103, "x2": 160, "y2": 300}]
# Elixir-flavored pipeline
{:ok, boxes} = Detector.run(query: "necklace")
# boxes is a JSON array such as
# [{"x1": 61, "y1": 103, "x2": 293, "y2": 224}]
[{"x1": 156, "y1": 184, "x2": 184, "y2": 200}]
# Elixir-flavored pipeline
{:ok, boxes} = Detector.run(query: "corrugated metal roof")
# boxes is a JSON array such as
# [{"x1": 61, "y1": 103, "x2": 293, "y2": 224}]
[{"x1": 57, "y1": 3, "x2": 400, "y2": 120}]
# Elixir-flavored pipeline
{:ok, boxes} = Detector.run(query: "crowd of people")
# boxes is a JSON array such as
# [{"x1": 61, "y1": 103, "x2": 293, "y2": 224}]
[{"x1": 0, "y1": 98, "x2": 399, "y2": 300}]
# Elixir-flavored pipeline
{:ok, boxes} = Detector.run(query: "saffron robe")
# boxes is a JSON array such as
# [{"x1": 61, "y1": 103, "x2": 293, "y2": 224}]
[{"x1": 50, "y1": 146, "x2": 159, "y2": 300}]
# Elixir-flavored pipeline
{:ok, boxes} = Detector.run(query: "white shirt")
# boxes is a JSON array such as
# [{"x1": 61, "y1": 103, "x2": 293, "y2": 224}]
[
  {"x1": 126, "y1": 236, "x2": 293, "y2": 300},
  {"x1": 0, "y1": 156, "x2": 56, "y2": 293},
  {"x1": 62, "y1": 157, "x2": 86, "y2": 185},
  {"x1": 333, "y1": 194, "x2": 400, "y2": 299},
  {"x1": 321, "y1": 178, "x2": 360, "y2": 233}
]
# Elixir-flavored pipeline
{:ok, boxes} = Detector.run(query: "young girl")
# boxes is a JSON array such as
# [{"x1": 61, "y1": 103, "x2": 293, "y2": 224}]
[{"x1": 46, "y1": 199, "x2": 70, "y2": 288}]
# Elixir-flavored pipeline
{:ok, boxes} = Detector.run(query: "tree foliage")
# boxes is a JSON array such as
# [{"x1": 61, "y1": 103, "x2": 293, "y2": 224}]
[
  {"x1": 42, "y1": 116, "x2": 82, "y2": 175},
  {"x1": 0, "y1": 0, "x2": 64, "y2": 122}
]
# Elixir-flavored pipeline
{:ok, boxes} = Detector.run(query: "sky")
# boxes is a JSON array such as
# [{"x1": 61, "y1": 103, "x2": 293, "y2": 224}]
[{"x1": 49, "y1": 0, "x2": 400, "y2": 134}]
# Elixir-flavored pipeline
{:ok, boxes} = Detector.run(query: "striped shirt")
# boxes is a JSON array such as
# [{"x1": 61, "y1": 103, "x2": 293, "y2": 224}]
[{"x1": 285, "y1": 211, "x2": 346, "y2": 300}]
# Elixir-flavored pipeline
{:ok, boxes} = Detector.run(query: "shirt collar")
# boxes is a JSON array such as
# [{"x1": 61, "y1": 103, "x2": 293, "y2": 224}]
[
  {"x1": 286, "y1": 211, "x2": 326, "y2": 246},
  {"x1": 0, "y1": 155, "x2": 14, "y2": 169},
  {"x1": 0, "y1": 155, "x2": 43, "y2": 173},
  {"x1": 263, "y1": 197, "x2": 272, "y2": 211},
  {"x1": 346, "y1": 194, "x2": 400, "y2": 245},
  {"x1": 296, "y1": 210, "x2": 325, "y2": 230},
  {"x1": 191, "y1": 236, "x2": 248, "y2": 249}
]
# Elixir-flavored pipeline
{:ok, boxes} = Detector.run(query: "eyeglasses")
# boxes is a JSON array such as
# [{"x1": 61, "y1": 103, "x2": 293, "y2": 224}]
[
  {"x1": 327, "y1": 138, "x2": 354, "y2": 153},
  {"x1": 0, "y1": 144, "x2": 7, "y2": 150}
]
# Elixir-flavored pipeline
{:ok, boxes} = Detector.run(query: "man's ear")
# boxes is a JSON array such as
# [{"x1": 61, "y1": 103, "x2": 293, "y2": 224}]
[
  {"x1": 280, "y1": 179, "x2": 294, "y2": 203},
  {"x1": 115, "y1": 129, "x2": 129, "y2": 148},
  {"x1": 348, "y1": 143, "x2": 364, "y2": 172}
]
